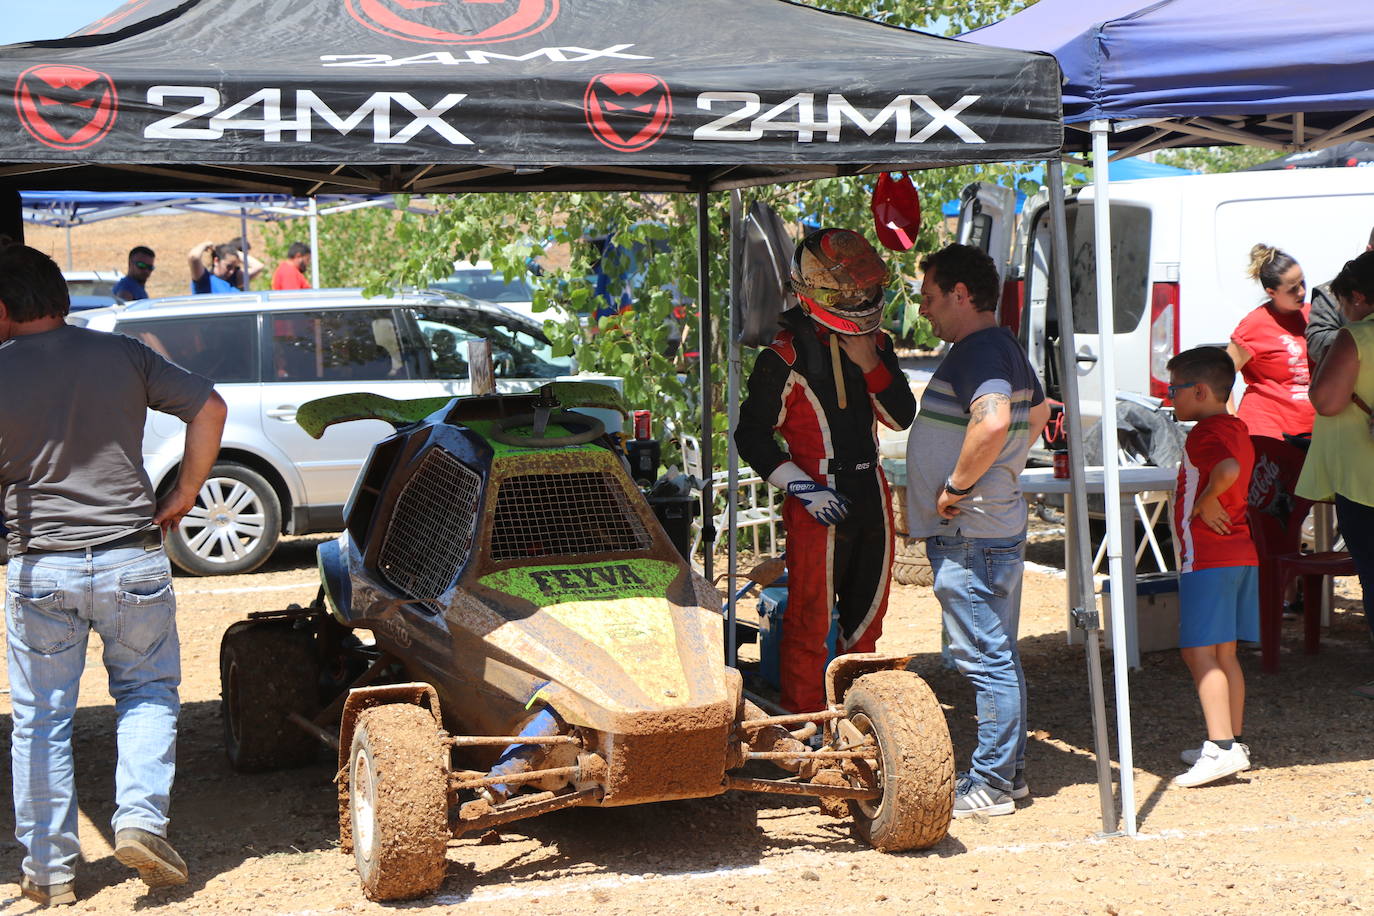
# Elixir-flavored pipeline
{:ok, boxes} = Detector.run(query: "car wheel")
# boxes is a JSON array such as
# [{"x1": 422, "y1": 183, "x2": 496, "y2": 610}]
[
  {"x1": 165, "y1": 462, "x2": 281, "y2": 576},
  {"x1": 843, "y1": 670, "x2": 954, "y2": 852},
  {"x1": 349, "y1": 704, "x2": 449, "y2": 902},
  {"x1": 219, "y1": 621, "x2": 321, "y2": 772}
]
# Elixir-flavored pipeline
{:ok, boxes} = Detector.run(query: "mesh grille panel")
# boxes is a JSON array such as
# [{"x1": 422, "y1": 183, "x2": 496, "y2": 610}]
[
  {"x1": 379, "y1": 447, "x2": 482, "y2": 603},
  {"x1": 490, "y1": 471, "x2": 652, "y2": 562}
]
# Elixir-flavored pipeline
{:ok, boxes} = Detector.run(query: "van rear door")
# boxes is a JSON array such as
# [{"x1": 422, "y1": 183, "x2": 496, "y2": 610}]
[{"x1": 956, "y1": 182, "x2": 1017, "y2": 281}]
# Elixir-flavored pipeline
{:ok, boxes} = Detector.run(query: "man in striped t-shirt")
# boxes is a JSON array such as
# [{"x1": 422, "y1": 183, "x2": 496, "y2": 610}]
[{"x1": 905, "y1": 244, "x2": 1048, "y2": 819}]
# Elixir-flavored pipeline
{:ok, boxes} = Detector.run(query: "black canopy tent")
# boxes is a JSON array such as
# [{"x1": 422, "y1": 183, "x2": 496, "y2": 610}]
[{"x1": 0, "y1": 0, "x2": 1107, "y2": 828}]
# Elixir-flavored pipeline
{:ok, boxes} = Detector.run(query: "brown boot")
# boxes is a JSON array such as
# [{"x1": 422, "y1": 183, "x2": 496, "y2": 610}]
[
  {"x1": 113, "y1": 828, "x2": 188, "y2": 888},
  {"x1": 19, "y1": 875, "x2": 77, "y2": 906}
]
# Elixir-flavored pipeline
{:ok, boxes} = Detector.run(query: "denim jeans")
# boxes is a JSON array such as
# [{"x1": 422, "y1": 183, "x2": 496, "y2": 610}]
[
  {"x1": 926, "y1": 533, "x2": 1027, "y2": 792},
  {"x1": 6, "y1": 544, "x2": 181, "y2": 885}
]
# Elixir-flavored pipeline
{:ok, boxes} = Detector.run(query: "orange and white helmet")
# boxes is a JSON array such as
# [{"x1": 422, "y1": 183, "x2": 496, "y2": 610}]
[{"x1": 790, "y1": 228, "x2": 888, "y2": 335}]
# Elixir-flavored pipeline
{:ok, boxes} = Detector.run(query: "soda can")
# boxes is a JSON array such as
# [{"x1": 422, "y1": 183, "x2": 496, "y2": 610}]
[
  {"x1": 633, "y1": 409, "x2": 652, "y2": 440},
  {"x1": 1053, "y1": 449, "x2": 1070, "y2": 479}
]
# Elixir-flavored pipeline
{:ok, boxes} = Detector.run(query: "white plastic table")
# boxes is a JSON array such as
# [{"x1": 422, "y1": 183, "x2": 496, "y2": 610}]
[{"x1": 1021, "y1": 465, "x2": 1177, "y2": 668}]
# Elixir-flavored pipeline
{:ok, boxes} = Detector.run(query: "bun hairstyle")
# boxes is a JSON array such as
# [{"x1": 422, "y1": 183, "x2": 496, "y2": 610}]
[{"x1": 1246, "y1": 243, "x2": 1298, "y2": 292}]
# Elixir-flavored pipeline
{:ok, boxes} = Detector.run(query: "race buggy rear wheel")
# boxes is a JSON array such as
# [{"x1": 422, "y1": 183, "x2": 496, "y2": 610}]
[
  {"x1": 219, "y1": 621, "x2": 321, "y2": 771},
  {"x1": 843, "y1": 670, "x2": 954, "y2": 851},
  {"x1": 349, "y1": 704, "x2": 449, "y2": 902}
]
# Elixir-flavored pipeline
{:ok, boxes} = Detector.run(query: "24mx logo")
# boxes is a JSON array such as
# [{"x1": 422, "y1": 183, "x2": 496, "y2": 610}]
[
  {"x1": 693, "y1": 92, "x2": 984, "y2": 144},
  {"x1": 346, "y1": 0, "x2": 559, "y2": 45},
  {"x1": 15, "y1": 65, "x2": 119, "y2": 150},
  {"x1": 142, "y1": 86, "x2": 472, "y2": 145}
]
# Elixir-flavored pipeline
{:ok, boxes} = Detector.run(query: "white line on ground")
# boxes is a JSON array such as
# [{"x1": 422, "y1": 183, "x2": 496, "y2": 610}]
[
  {"x1": 179, "y1": 581, "x2": 316, "y2": 596},
  {"x1": 1023, "y1": 561, "x2": 1067, "y2": 578}
]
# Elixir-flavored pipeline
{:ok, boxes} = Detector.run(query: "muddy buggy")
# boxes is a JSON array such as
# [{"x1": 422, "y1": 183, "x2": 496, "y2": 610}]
[{"x1": 219, "y1": 383, "x2": 954, "y2": 901}]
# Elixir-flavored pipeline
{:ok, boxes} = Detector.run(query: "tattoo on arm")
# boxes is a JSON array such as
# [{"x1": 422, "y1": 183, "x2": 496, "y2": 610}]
[{"x1": 969, "y1": 393, "x2": 1010, "y2": 424}]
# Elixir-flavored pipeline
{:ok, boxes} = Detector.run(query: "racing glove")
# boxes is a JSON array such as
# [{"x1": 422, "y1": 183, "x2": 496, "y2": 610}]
[{"x1": 768, "y1": 461, "x2": 851, "y2": 526}]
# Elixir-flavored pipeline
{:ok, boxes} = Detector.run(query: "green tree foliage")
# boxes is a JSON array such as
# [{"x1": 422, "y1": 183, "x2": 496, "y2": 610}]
[
  {"x1": 362, "y1": 0, "x2": 1037, "y2": 462},
  {"x1": 261, "y1": 206, "x2": 415, "y2": 289},
  {"x1": 1155, "y1": 145, "x2": 1280, "y2": 174}
]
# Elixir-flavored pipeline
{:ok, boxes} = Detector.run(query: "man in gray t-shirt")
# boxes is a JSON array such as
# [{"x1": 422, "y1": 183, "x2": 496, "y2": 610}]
[
  {"x1": 0, "y1": 245, "x2": 226, "y2": 904},
  {"x1": 906, "y1": 244, "x2": 1048, "y2": 822}
]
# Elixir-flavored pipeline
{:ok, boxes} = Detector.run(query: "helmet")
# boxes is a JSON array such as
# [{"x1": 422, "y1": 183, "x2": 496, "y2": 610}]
[{"x1": 790, "y1": 228, "x2": 888, "y2": 335}]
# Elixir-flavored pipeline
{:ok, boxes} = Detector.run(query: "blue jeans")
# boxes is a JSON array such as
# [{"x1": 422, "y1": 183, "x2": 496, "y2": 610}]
[
  {"x1": 926, "y1": 533, "x2": 1027, "y2": 792},
  {"x1": 5, "y1": 544, "x2": 181, "y2": 885}
]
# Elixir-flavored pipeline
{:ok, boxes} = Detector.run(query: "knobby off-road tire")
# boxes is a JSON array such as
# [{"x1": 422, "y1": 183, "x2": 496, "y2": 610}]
[
  {"x1": 892, "y1": 535, "x2": 934, "y2": 587},
  {"x1": 219, "y1": 622, "x2": 320, "y2": 771},
  {"x1": 843, "y1": 670, "x2": 954, "y2": 851},
  {"x1": 349, "y1": 704, "x2": 449, "y2": 902}
]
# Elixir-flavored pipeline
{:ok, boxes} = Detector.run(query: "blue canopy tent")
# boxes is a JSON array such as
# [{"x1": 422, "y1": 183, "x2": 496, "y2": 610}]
[
  {"x1": 938, "y1": 157, "x2": 1197, "y2": 216},
  {"x1": 965, "y1": 0, "x2": 1374, "y2": 837}
]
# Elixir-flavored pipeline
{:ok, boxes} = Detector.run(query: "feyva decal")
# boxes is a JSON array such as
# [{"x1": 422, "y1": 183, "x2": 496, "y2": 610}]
[
  {"x1": 584, "y1": 73, "x2": 672, "y2": 152},
  {"x1": 346, "y1": 0, "x2": 559, "y2": 45},
  {"x1": 480, "y1": 559, "x2": 678, "y2": 605},
  {"x1": 15, "y1": 65, "x2": 119, "y2": 151},
  {"x1": 140, "y1": 87, "x2": 472, "y2": 145}
]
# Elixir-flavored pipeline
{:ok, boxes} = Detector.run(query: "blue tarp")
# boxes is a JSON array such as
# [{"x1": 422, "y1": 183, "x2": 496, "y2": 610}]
[
  {"x1": 938, "y1": 156, "x2": 1196, "y2": 216},
  {"x1": 966, "y1": 0, "x2": 1374, "y2": 128}
]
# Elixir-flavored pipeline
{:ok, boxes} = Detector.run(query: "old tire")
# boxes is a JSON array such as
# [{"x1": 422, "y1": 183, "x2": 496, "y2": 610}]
[
  {"x1": 843, "y1": 670, "x2": 954, "y2": 851},
  {"x1": 349, "y1": 704, "x2": 449, "y2": 902},
  {"x1": 892, "y1": 536, "x2": 933, "y2": 587},
  {"x1": 220, "y1": 622, "x2": 320, "y2": 772},
  {"x1": 165, "y1": 462, "x2": 281, "y2": 576}
]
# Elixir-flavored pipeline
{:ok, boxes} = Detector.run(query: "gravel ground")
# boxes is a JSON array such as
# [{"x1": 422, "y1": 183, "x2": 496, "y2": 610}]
[{"x1": 2, "y1": 532, "x2": 1372, "y2": 915}]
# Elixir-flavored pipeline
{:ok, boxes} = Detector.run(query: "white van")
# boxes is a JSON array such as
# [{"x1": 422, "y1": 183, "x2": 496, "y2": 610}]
[{"x1": 971, "y1": 167, "x2": 1374, "y2": 420}]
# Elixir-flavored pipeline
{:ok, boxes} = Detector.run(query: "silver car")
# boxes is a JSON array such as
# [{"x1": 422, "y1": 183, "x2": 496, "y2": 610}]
[{"x1": 73, "y1": 288, "x2": 573, "y2": 575}]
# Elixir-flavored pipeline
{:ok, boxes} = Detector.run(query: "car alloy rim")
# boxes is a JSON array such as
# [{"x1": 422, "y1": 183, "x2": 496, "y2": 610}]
[
  {"x1": 352, "y1": 750, "x2": 376, "y2": 862},
  {"x1": 179, "y1": 475, "x2": 267, "y2": 564}
]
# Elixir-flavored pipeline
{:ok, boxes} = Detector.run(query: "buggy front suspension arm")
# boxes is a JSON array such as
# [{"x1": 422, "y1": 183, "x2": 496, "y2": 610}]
[{"x1": 725, "y1": 775, "x2": 879, "y2": 801}]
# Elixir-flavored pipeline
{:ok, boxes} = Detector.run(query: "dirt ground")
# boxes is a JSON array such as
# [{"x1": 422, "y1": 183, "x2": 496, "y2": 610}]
[{"x1": 2, "y1": 531, "x2": 1372, "y2": 915}]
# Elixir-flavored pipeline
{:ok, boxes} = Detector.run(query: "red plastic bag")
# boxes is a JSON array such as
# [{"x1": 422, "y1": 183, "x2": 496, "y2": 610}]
[{"x1": 871, "y1": 171, "x2": 921, "y2": 251}]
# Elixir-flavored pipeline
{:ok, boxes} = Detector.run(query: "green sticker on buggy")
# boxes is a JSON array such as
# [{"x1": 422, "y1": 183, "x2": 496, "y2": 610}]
[{"x1": 481, "y1": 559, "x2": 678, "y2": 605}]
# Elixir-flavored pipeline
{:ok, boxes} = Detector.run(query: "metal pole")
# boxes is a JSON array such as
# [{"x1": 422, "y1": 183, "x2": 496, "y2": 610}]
[
  {"x1": 64, "y1": 224, "x2": 73, "y2": 270},
  {"x1": 726, "y1": 190, "x2": 743, "y2": 667},
  {"x1": 697, "y1": 190, "x2": 715, "y2": 582},
  {"x1": 308, "y1": 196, "x2": 321, "y2": 288},
  {"x1": 238, "y1": 207, "x2": 251, "y2": 291},
  {"x1": 1091, "y1": 120, "x2": 1137, "y2": 836},
  {"x1": 1047, "y1": 159, "x2": 1117, "y2": 835}
]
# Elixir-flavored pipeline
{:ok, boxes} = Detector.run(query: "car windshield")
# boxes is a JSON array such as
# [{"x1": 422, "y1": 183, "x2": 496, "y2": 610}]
[
  {"x1": 431, "y1": 269, "x2": 533, "y2": 304},
  {"x1": 66, "y1": 278, "x2": 117, "y2": 298},
  {"x1": 410, "y1": 306, "x2": 569, "y2": 379}
]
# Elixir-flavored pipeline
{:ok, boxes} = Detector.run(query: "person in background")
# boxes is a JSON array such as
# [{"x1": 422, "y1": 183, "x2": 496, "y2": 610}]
[
  {"x1": 0, "y1": 245, "x2": 227, "y2": 905},
  {"x1": 222, "y1": 236, "x2": 264, "y2": 289},
  {"x1": 1297, "y1": 251, "x2": 1374, "y2": 698},
  {"x1": 271, "y1": 242, "x2": 312, "y2": 290},
  {"x1": 1165, "y1": 347, "x2": 1257, "y2": 787},
  {"x1": 1306, "y1": 226, "x2": 1374, "y2": 371},
  {"x1": 187, "y1": 240, "x2": 242, "y2": 295},
  {"x1": 1227, "y1": 244, "x2": 1315, "y2": 440},
  {"x1": 905, "y1": 243, "x2": 1048, "y2": 818},
  {"x1": 113, "y1": 246, "x2": 155, "y2": 301}
]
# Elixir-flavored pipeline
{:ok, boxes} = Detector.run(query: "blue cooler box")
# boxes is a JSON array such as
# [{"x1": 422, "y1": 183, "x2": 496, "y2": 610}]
[{"x1": 757, "y1": 574, "x2": 839, "y2": 690}]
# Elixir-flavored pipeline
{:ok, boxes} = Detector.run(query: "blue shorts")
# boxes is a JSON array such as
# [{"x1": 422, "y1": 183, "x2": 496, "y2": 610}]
[{"x1": 1178, "y1": 566, "x2": 1259, "y2": 648}]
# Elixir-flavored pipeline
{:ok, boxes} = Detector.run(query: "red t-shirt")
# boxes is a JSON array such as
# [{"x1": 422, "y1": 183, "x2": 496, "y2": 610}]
[
  {"x1": 1174, "y1": 414, "x2": 1258, "y2": 572},
  {"x1": 1231, "y1": 301, "x2": 1314, "y2": 439},
  {"x1": 271, "y1": 260, "x2": 310, "y2": 290}
]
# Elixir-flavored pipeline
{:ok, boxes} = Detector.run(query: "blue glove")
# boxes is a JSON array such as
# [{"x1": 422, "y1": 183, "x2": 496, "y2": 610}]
[{"x1": 768, "y1": 461, "x2": 851, "y2": 526}]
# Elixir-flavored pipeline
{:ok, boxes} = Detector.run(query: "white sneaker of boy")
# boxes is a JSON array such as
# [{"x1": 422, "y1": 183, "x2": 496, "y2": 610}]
[{"x1": 1174, "y1": 740, "x2": 1250, "y2": 788}]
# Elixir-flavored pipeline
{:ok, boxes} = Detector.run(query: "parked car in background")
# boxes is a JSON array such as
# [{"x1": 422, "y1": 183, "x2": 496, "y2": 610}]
[
  {"x1": 71, "y1": 288, "x2": 573, "y2": 575},
  {"x1": 62, "y1": 269, "x2": 122, "y2": 310},
  {"x1": 430, "y1": 260, "x2": 539, "y2": 321}
]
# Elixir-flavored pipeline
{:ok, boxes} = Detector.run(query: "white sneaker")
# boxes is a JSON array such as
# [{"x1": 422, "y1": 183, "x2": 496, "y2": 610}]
[
  {"x1": 1174, "y1": 741, "x2": 1250, "y2": 787},
  {"x1": 1180, "y1": 741, "x2": 1250, "y2": 766}
]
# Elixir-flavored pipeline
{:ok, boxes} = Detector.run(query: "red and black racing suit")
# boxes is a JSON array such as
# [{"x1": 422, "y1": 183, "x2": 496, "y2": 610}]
[{"x1": 736, "y1": 307, "x2": 916, "y2": 712}]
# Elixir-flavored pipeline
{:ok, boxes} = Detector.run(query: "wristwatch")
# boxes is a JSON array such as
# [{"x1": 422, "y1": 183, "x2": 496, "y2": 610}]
[{"x1": 943, "y1": 477, "x2": 974, "y2": 497}]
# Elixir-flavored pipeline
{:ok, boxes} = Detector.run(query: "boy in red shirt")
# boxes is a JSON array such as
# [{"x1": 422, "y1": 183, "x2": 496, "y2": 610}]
[{"x1": 1166, "y1": 346, "x2": 1259, "y2": 788}]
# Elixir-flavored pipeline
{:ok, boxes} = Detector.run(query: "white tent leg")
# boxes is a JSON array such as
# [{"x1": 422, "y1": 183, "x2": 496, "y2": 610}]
[
  {"x1": 1047, "y1": 159, "x2": 1117, "y2": 835},
  {"x1": 1091, "y1": 120, "x2": 1137, "y2": 836},
  {"x1": 726, "y1": 189, "x2": 743, "y2": 667},
  {"x1": 697, "y1": 190, "x2": 715, "y2": 582},
  {"x1": 308, "y1": 196, "x2": 321, "y2": 288},
  {"x1": 238, "y1": 207, "x2": 251, "y2": 291}
]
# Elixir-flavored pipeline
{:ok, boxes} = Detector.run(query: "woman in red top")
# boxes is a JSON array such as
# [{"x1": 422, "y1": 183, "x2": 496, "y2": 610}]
[{"x1": 1227, "y1": 243, "x2": 1316, "y2": 440}]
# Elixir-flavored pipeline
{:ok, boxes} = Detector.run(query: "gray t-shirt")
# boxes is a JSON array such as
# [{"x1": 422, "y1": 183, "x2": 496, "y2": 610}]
[
  {"x1": 0, "y1": 324, "x2": 214, "y2": 553},
  {"x1": 905, "y1": 326, "x2": 1044, "y2": 539}
]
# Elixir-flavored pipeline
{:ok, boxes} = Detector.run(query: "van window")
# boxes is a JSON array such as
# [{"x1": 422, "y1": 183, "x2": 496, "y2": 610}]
[
  {"x1": 270, "y1": 309, "x2": 414, "y2": 381},
  {"x1": 119, "y1": 314, "x2": 258, "y2": 383},
  {"x1": 1061, "y1": 203, "x2": 1153, "y2": 334},
  {"x1": 408, "y1": 306, "x2": 570, "y2": 380}
]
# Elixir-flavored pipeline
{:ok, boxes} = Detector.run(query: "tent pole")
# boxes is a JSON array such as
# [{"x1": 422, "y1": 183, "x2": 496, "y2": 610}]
[
  {"x1": 1091, "y1": 120, "x2": 1137, "y2": 837},
  {"x1": 1047, "y1": 159, "x2": 1118, "y2": 836},
  {"x1": 726, "y1": 190, "x2": 743, "y2": 667},
  {"x1": 308, "y1": 196, "x2": 321, "y2": 288},
  {"x1": 697, "y1": 190, "x2": 715, "y2": 582},
  {"x1": 238, "y1": 207, "x2": 251, "y2": 291},
  {"x1": 64, "y1": 224, "x2": 73, "y2": 271}
]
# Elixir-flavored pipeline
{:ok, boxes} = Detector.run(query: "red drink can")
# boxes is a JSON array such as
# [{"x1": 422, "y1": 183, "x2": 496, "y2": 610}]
[
  {"x1": 633, "y1": 409, "x2": 652, "y2": 440},
  {"x1": 1053, "y1": 449, "x2": 1070, "y2": 479}
]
